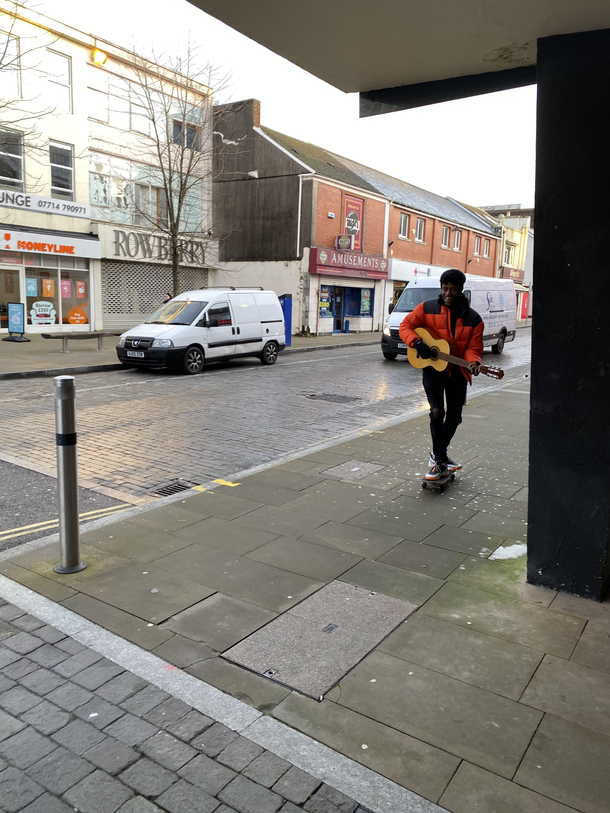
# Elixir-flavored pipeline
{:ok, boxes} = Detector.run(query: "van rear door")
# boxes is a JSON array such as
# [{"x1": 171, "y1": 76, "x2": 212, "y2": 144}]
[{"x1": 229, "y1": 293, "x2": 263, "y2": 356}]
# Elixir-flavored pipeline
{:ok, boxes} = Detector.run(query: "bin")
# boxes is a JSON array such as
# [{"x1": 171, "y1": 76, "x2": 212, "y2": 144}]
[{"x1": 278, "y1": 294, "x2": 292, "y2": 346}]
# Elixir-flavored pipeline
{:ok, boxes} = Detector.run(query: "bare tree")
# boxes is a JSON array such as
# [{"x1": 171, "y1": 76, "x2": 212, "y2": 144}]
[{"x1": 121, "y1": 44, "x2": 231, "y2": 295}]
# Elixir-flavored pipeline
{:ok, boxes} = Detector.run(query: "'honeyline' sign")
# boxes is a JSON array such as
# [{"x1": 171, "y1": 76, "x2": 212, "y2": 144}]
[{"x1": 113, "y1": 229, "x2": 207, "y2": 265}]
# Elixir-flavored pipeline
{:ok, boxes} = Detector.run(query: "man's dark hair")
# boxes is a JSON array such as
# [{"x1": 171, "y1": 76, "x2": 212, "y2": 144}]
[{"x1": 440, "y1": 268, "x2": 466, "y2": 289}]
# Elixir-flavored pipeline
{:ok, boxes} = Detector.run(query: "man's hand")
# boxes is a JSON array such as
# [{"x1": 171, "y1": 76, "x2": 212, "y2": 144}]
[
  {"x1": 414, "y1": 339, "x2": 432, "y2": 359},
  {"x1": 468, "y1": 361, "x2": 481, "y2": 376}
]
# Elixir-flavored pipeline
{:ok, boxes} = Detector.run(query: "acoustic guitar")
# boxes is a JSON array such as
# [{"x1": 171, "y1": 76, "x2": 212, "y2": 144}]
[{"x1": 406, "y1": 327, "x2": 504, "y2": 380}]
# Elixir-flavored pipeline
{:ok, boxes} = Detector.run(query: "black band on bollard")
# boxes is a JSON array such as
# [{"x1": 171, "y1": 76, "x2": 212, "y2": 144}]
[{"x1": 56, "y1": 432, "x2": 77, "y2": 446}]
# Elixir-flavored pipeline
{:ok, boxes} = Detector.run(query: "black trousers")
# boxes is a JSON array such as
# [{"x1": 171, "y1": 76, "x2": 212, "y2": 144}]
[{"x1": 422, "y1": 367, "x2": 468, "y2": 462}]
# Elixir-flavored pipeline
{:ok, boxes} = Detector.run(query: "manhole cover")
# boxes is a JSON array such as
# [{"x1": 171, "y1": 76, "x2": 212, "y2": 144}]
[
  {"x1": 151, "y1": 479, "x2": 199, "y2": 497},
  {"x1": 222, "y1": 581, "x2": 417, "y2": 700},
  {"x1": 305, "y1": 393, "x2": 361, "y2": 404},
  {"x1": 322, "y1": 460, "x2": 384, "y2": 480}
]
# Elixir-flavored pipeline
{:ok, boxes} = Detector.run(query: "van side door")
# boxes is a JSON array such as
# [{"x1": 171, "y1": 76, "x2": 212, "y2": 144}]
[
  {"x1": 229, "y1": 293, "x2": 263, "y2": 357},
  {"x1": 205, "y1": 300, "x2": 236, "y2": 359}
]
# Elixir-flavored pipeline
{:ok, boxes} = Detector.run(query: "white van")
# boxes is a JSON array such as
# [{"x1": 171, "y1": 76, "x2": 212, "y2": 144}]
[
  {"x1": 116, "y1": 288, "x2": 286, "y2": 374},
  {"x1": 381, "y1": 275, "x2": 516, "y2": 360}
]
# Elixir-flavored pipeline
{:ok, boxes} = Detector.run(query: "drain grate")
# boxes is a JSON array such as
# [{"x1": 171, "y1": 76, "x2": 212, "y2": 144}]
[
  {"x1": 305, "y1": 393, "x2": 361, "y2": 404},
  {"x1": 151, "y1": 479, "x2": 199, "y2": 497}
]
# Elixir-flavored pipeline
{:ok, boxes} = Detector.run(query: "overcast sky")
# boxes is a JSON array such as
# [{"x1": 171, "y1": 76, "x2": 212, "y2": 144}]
[{"x1": 44, "y1": 0, "x2": 537, "y2": 208}]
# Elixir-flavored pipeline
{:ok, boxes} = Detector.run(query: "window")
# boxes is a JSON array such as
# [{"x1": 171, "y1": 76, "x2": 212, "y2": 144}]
[
  {"x1": 0, "y1": 33, "x2": 20, "y2": 97},
  {"x1": 208, "y1": 301, "x2": 232, "y2": 326},
  {"x1": 47, "y1": 51, "x2": 72, "y2": 112},
  {"x1": 474, "y1": 235, "x2": 481, "y2": 255},
  {"x1": 135, "y1": 183, "x2": 168, "y2": 228},
  {"x1": 173, "y1": 120, "x2": 200, "y2": 150},
  {"x1": 49, "y1": 142, "x2": 74, "y2": 200},
  {"x1": 344, "y1": 287, "x2": 374, "y2": 317},
  {"x1": 483, "y1": 238, "x2": 490, "y2": 258},
  {"x1": 504, "y1": 243, "x2": 515, "y2": 265},
  {"x1": 399, "y1": 212, "x2": 409, "y2": 238},
  {"x1": 453, "y1": 229, "x2": 462, "y2": 251},
  {"x1": 441, "y1": 225, "x2": 450, "y2": 248},
  {"x1": 415, "y1": 218, "x2": 425, "y2": 242},
  {"x1": 0, "y1": 128, "x2": 23, "y2": 191}
]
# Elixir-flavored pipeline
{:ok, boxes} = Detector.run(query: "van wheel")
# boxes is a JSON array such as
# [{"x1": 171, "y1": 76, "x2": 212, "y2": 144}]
[
  {"x1": 260, "y1": 341, "x2": 279, "y2": 365},
  {"x1": 383, "y1": 351, "x2": 398, "y2": 360},
  {"x1": 492, "y1": 334, "x2": 505, "y2": 355},
  {"x1": 182, "y1": 345, "x2": 204, "y2": 374}
]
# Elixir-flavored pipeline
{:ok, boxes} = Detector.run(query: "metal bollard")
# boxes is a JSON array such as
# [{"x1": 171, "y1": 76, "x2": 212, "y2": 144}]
[{"x1": 53, "y1": 376, "x2": 86, "y2": 574}]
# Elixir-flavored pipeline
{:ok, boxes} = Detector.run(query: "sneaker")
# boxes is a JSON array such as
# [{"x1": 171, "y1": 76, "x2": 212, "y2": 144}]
[
  {"x1": 445, "y1": 456, "x2": 462, "y2": 472},
  {"x1": 425, "y1": 461, "x2": 447, "y2": 481}
]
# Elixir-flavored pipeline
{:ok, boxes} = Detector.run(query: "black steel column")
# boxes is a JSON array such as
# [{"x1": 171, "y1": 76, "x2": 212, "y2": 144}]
[{"x1": 528, "y1": 29, "x2": 610, "y2": 600}]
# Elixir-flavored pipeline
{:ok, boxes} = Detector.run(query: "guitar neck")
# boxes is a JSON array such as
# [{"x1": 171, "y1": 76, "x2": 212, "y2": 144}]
[{"x1": 435, "y1": 351, "x2": 470, "y2": 369}]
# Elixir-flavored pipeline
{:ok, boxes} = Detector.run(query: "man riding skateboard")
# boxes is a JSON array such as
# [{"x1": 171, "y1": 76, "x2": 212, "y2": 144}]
[{"x1": 399, "y1": 269, "x2": 484, "y2": 480}]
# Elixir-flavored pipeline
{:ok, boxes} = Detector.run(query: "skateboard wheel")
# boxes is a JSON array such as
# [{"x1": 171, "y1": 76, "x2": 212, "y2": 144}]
[
  {"x1": 451, "y1": 474, "x2": 455, "y2": 481},
  {"x1": 422, "y1": 482, "x2": 427, "y2": 490},
  {"x1": 439, "y1": 485, "x2": 445, "y2": 493}
]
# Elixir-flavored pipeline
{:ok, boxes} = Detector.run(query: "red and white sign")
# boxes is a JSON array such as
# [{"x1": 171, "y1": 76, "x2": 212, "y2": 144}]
[
  {"x1": 309, "y1": 247, "x2": 388, "y2": 279},
  {"x1": 343, "y1": 195, "x2": 364, "y2": 252},
  {"x1": 3, "y1": 230, "x2": 101, "y2": 259}
]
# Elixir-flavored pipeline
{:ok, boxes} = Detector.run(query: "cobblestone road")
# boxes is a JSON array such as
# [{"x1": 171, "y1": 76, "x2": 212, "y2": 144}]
[
  {"x1": 0, "y1": 598, "x2": 369, "y2": 813},
  {"x1": 0, "y1": 333, "x2": 531, "y2": 503}
]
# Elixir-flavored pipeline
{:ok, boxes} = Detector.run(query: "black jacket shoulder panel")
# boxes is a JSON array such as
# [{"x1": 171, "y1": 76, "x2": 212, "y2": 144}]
[
  {"x1": 462, "y1": 307, "x2": 483, "y2": 328},
  {"x1": 423, "y1": 298, "x2": 441, "y2": 315}
]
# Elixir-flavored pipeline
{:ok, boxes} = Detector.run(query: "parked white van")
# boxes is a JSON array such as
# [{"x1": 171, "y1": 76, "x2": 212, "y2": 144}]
[
  {"x1": 116, "y1": 288, "x2": 286, "y2": 374},
  {"x1": 381, "y1": 275, "x2": 516, "y2": 360}
]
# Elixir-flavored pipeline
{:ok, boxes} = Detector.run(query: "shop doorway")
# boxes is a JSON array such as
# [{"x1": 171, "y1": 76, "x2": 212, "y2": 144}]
[
  {"x1": 0, "y1": 264, "x2": 22, "y2": 330},
  {"x1": 330, "y1": 286, "x2": 344, "y2": 332}
]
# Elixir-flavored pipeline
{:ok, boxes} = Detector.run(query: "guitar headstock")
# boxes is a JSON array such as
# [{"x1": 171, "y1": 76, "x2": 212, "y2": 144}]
[{"x1": 481, "y1": 365, "x2": 504, "y2": 380}]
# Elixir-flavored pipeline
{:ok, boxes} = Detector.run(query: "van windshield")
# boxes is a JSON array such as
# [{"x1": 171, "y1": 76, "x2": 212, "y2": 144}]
[
  {"x1": 145, "y1": 301, "x2": 208, "y2": 326},
  {"x1": 394, "y1": 287, "x2": 441, "y2": 313}
]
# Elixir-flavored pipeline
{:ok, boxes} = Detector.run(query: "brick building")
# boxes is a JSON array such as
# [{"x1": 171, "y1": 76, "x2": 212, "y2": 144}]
[{"x1": 213, "y1": 100, "x2": 500, "y2": 335}]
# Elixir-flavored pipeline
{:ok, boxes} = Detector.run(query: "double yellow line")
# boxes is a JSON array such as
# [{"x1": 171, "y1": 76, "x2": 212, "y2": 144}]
[{"x1": 0, "y1": 504, "x2": 131, "y2": 544}]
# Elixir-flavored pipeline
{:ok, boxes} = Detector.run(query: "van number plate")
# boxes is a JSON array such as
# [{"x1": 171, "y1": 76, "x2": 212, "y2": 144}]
[
  {"x1": 127, "y1": 351, "x2": 145, "y2": 358},
  {"x1": 398, "y1": 342, "x2": 407, "y2": 349}
]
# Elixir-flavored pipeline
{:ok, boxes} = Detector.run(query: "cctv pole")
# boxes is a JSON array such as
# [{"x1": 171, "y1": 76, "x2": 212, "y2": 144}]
[{"x1": 53, "y1": 376, "x2": 86, "y2": 574}]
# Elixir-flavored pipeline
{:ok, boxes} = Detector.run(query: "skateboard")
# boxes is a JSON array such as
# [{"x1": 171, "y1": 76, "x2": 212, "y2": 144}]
[{"x1": 422, "y1": 470, "x2": 456, "y2": 493}]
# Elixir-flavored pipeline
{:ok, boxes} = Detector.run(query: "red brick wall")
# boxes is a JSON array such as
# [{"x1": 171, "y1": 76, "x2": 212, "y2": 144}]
[
  {"x1": 314, "y1": 181, "x2": 384, "y2": 256},
  {"x1": 390, "y1": 205, "x2": 498, "y2": 277},
  {"x1": 362, "y1": 197, "x2": 385, "y2": 256}
]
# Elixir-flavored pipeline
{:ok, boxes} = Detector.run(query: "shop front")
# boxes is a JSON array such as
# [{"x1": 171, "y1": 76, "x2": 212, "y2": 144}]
[
  {"x1": 0, "y1": 227, "x2": 101, "y2": 333},
  {"x1": 310, "y1": 247, "x2": 387, "y2": 335},
  {"x1": 98, "y1": 225, "x2": 212, "y2": 331}
]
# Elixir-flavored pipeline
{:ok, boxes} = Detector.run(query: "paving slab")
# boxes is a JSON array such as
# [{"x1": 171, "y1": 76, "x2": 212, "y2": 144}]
[
  {"x1": 242, "y1": 572, "x2": 324, "y2": 614},
  {"x1": 422, "y1": 525, "x2": 505, "y2": 557},
  {"x1": 378, "y1": 613, "x2": 543, "y2": 700},
  {"x1": 63, "y1": 769, "x2": 134, "y2": 813},
  {"x1": 223, "y1": 582, "x2": 415, "y2": 699},
  {"x1": 131, "y1": 505, "x2": 207, "y2": 534},
  {"x1": 272, "y1": 691, "x2": 459, "y2": 803},
  {"x1": 170, "y1": 516, "x2": 280, "y2": 555},
  {"x1": 463, "y1": 494, "x2": 528, "y2": 519},
  {"x1": 520, "y1": 654, "x2": 610, "y2": 736},
  {"x1": 215, "y1": 482, "x2": 306, "y2": 507},
  {"x1": 345, "y1": 507, "x2": 444, "y2": 543},
  {"x1": 447, "y1": 552, "x2": 556, "y2": 607},
  {"x1": 387, "y1": 496, "x2": 477, "y2": 528},
  {"x1": 439, "y1": 761, "x2": 576, "y2": 813},
  {"x1": 339, "y1": 559, "x2": 443, "y2": 605},
  {"x1": 514, "y1": 713, "x2": 610, "y2": 813},
  {"x1": 571, "y1": 620, "x2": 610, "y2": 674},
  {"x1": 421, "y1": 582, "x2": 585, "y2": 658},
  {"x1": 234, "y1": 505, "x2": 328, "y2": 537},
  {"x1": 280, "y1": 493, "x2": 369, "y2": 524},
  {"x1": 335, "y1": 650, "x2": 542, "y2": 778},
  {"x1": 378, "y1": 540, "x2": 467, "y2": 580},
  {"x1": 151, "y1": 545, "x2": 284, "y2": 598},
  {"x1": 246, "y1": 537, "x2": 362, "y2": 582},
  {"x1": 299, "y1": 522, "x2": 402, "y2": 560},
  {"x1": 164, "y1": 594, "x2": 277, "y2": 652},
  {"x1": 248, "y1": 470, "x2": 326, "y2": 492},
  {"x1": 9, "y1": 544, "x2": 133, "y2": 587},
  {"x1": 151, "y1": 635, "x2": 215, "y2": 669},
  {"x1": 549, "y1": 592, "x2": 610, "y2": 626},
  {"x1": 81, "y1": 528, "x2": 195, "y2": 564},
  {"x1": 187, "y1": 657, "x2": 290, "y2": 713},
  {"x1": 460, "y1": 512, "x2": 527, "y2": 540},
  {"x1": 74, "y1": 562, "x2": 215, "y2": 624},
  {"x1": 183, "y1": 491, "x2": 265, "y2": 520},
  {"x1": 61, "y1": 595, "x2": 173, "y2": 650}
]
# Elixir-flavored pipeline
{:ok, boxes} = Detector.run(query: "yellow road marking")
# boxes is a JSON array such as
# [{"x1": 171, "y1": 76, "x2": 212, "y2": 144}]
[
  {"x1": 212, "y1": 479, "x2": 241, "y2": 487},
  {"x1": 0, "y1": 505, "x2": 131, "y2": 540},
  {"x1": 191, "y1": 485, "x2": 207, "y2": 492}
]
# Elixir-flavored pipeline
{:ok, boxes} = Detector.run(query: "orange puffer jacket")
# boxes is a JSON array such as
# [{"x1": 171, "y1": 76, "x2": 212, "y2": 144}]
[{"x1": 399, "y1": 295, "x2": 484, "y2": 383}]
